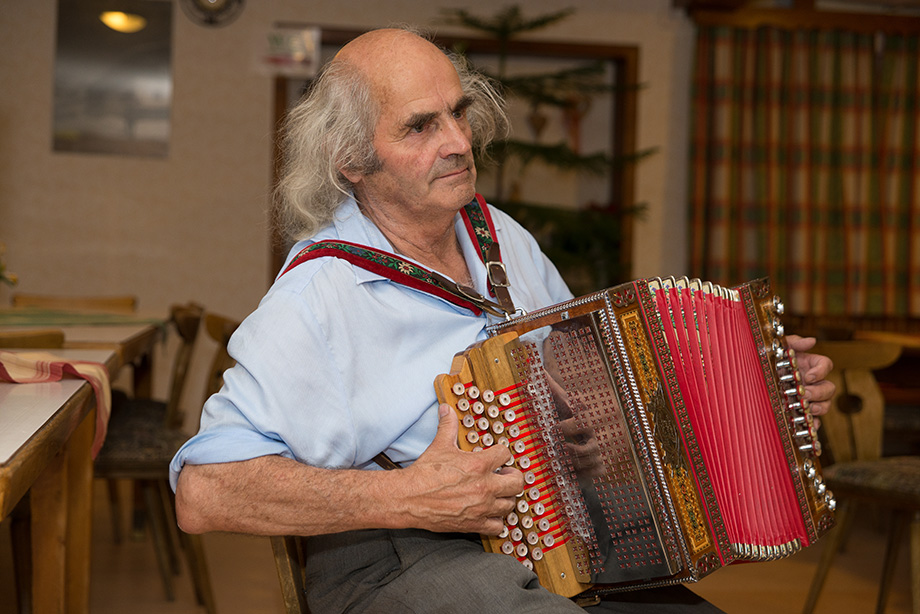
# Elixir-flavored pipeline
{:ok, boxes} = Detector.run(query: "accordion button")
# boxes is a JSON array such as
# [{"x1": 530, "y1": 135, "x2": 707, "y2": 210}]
[
  {"x1": 507, "y1": 512, "x2": 519, "y2": 526},
  {"x1": 481, "y1": 433, "x2": 494, "y2": 447},
  {"x1": 498, "y1": 437, "x2": 510, "y2": 448},
  {"x1": 528, "y1": 487, "x2": 541, "y2": 500},
  {"x1": 508, "y1": 425, "x2": 521, "y2": 438},
  {"x1": 518, "y1": 456, "x2": 531, "y2": 469},
  {"x1": 543, "y1": 534, "x2": 555, "y2": 548},
  {"x1": 522, "y1": 559, "x2": 534, "y2": 570},
  {"x1": 466, "y1": 431, "x2": 479, "y2": 444},
  {"x1": 513, "y1": 441, "x2": 526, "y2": 454},
  {"x1": 472, "y1": 401, "x2": 485, "y2": 415},
  {"x1": 501, "y1": 541, "x2": 514, "y2": 555},
  {"x1": 538, "y1": 518, "x2": 550, "y2": 531},
  {"x1": 499, "y1": 526, "x2": 509, "y2": 539},
  {"x1": 516, "y1": 543, "x2": 529, "y2": 558},
  {"x1": 477, "y1": 417, "x2": 490, "y2": 431},
  {"x1": 462, "y1": 415, "x2": 475, "y2": 428},
  {"x1": 521, "y1": 515, "x2": 534, "y2": 529},
  {"x1": 527, "y1": 531, "x2": 540, "y2": 545},
  {"x1": 468, "y1": 386, "x2": 480, "y2": 399},
  {"x1": 534, "y1": 504, "x2": 546, "y2": 518},
  {"x1": 457, "y1": 398, "x2": 470, "y2": 412},
  {"x1": 492, "y1": 422, "x2": 505, "y2": 435},
  {"x1": 499, "y1": 393, "x2": 512, "y2": 406},
  {"x1": 524, "y1": 471, "x2": 536, "y2": 485},
  {"x1": 487, "y1": 404, "x2": 500, "y2": 418},
  {"x1": 503, "y1": 409, "x2": 516, "y2": 423},
  {"x1": 511, "y1": 527, "x2": 523, "y2": 542},
  {"x1": 517, "y1": 499, "x2": 530, "y2": 514},
  {"x1": 482, "y1": 389, "x2": 495, "y2": 402},
  {"x1": 531, "y1": 547, "x2": 544, "y2": 561}
]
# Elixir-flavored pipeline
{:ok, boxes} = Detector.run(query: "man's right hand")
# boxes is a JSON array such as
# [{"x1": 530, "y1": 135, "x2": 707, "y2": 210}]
[{"x1": 396, "y1": 403, "x2": 525, "y2": 536}]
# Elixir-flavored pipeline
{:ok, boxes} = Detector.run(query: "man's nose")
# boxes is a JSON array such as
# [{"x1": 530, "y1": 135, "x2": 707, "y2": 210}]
[{"x1": 439, "y1": 118, "x2": 473, "y2": 158}]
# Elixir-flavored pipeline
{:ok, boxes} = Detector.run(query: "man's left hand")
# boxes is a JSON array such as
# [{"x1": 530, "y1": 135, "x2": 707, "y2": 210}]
[{"x1": 786, "y1": 335, "x2": 835, "y2": 424}]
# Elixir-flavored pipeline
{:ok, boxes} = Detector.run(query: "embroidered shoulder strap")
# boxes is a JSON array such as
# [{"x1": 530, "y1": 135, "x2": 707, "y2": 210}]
[{"x1": 280, "y1": 195, "x2": 514, "y2": 317}]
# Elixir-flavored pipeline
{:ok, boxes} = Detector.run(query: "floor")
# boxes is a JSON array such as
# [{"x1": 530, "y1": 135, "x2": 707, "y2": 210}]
[{"x1": 0, "y1": 481, "x2": 914, "y2": 614}]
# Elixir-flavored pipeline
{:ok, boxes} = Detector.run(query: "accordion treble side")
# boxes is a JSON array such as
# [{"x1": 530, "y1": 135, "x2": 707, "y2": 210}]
[{"x1": 433, "y1": 277, "x2": 835, "y2": 598}]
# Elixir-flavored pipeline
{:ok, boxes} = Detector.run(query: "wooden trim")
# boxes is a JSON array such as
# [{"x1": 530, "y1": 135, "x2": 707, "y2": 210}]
[
  {"x1": 691, "y1": 7, "x2": 920, "y2": 33},
  {"x1": 269, "y1": 27, "x2": 641, "y2": 280}
]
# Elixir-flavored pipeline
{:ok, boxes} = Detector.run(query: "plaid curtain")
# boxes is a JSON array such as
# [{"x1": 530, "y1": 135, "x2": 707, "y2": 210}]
[{"x1": 689, "y1": 25, "x2": 920, "y2": 317}]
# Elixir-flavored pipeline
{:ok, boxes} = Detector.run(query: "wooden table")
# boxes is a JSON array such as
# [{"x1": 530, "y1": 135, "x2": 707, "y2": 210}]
[{"x1": 0, "y1": 317, "x2": 165, "y2": 613}]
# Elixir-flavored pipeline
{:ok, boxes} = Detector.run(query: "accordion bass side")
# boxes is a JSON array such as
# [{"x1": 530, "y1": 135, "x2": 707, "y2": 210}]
[{"x1": 433, "y1": 277, "x2": 836, "y2": 598}]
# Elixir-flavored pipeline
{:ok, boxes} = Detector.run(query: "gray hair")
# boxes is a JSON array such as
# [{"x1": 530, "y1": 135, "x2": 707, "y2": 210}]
[{"x1": 273, "y1": 41, "x2": 509, "y2": 243}]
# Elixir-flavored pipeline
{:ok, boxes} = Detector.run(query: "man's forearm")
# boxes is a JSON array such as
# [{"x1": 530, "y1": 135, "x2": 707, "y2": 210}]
[{"x1": 175, "y1": 454, "x2": 407, "y2": 536}]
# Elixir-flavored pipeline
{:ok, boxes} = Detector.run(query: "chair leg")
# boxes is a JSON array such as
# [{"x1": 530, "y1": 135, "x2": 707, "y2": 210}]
[
  {"x1": 142, "y1": 481, "x2": 176, "y2": 601},
  {"x1": 876, "y1": 510, "x2": 909, "y2": 614},
  {"x1": 803, "y1": 499, "x2": 853, "y2": 614},
  {"x1": 910, "y1": 511, "x2": 920, "y2": 614},
  {"x1": 155, "y1": 479, "x2": 182, "y2": 575},
  {"x1": 181, "y1": 531, "x2": 217, "y2": 614},
  {"x1": 106, "y1": 478, "x2": 124, "y2": 544}
]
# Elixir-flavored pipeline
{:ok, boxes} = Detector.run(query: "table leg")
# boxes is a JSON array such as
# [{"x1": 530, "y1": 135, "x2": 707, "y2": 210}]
[{"x1": 29, "y1": 408, "x2": 94, "y2": 614}]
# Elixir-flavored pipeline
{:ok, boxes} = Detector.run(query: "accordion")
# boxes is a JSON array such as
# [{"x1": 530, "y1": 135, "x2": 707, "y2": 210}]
[{"x1": 434, "y1": 277, "x2": 835, "y2": 597}]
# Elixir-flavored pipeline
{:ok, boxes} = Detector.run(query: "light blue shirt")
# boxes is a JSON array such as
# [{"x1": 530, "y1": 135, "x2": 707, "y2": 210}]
[{"x1": 169, "y1": 197, "x2": 572, "y2": 490}]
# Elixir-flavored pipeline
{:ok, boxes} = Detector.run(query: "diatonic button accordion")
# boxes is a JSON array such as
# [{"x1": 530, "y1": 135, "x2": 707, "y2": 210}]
[{"x1": 434, "y1": 277, "x2": 835, "y2": 598}]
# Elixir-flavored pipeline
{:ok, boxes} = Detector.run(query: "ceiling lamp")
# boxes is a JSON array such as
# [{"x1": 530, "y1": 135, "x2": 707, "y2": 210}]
[{"x1": 99, "y1": 11, "x2": 147, "y2": 33}]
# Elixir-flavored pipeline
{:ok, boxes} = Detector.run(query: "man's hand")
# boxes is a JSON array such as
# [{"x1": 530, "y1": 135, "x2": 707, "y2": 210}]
[
  {"x1": 786, "y1": 335, "x2": 835, "y2": 425},
  {"x1": 398, "y1": 404, "x2": 524, "y2": 536}
]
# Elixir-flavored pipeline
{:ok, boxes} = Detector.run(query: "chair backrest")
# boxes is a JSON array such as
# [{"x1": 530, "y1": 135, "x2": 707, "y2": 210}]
[
  {"x1": 163, "y1": 303, "x2": 205, "y2": 429},
  {"x1": 202, "y1": 312, "x2": 239, "y2": 398},
  {"x1": 0, "y1": 328, "x2": 66, "y2": 349},
  {"x1": 271, "y1": 536, "x2": 310, "y2": 614},
  {"x1": 12, "y1": 293, "x2": 138, "y2": 314},
  {"x1": 811, "y1": 340, "x2": 902, "y2": 464}
]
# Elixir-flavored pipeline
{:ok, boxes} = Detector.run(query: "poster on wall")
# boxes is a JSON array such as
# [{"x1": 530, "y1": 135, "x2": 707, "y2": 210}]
[
  {"x1": 257, "y1": 27, "x2": 321, "y2": 78},
  {"x1": 52, "y1": 0, "x2": 173, "y2": 157}
]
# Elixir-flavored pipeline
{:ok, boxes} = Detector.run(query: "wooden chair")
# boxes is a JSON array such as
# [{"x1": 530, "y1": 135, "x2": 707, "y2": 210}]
[
  {"x1": 272, "y1": 535, "x2": 310, "y2": 614},
  {"x1": 0, "y1": 328, "x2": 65, "y2": 348},
  {"x1": 802, "y1": 339, "x2": 917, "y2": 614},
  {"x1": 11, "y1": 292, "x2": 138, "y2": 314},
  {"x1": 93, "y1": 302, "x2": 217, "y2": 613}
]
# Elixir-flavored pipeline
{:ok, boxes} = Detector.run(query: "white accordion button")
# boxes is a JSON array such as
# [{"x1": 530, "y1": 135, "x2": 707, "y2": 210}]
[
  {"x1": 472, "y1": 401, "x2": 485, "y2": 415},
  {"x1": 513, "y1": 441, "x2": 526, "y2": 454},
  {"x1": 524, "y1": 471, "x2": 536, "y2": 485},
  {"x1": 521, "y1": 515, "x2": 534, "y2": 529},
  {"x1": 482, "y1": 389, "x2": 495, "y2": 402},
  {"x1": 511, "y1": 527, "x2": 523, "y2": 542},
  {"x1": 462, "y1": 415, "x2": 475, "y2": 428},
  {"x1": 538, "y1": 517, "x2": 550, "y2": 532},
  {"x1": 456, "y1": 398, "x2": 470, "y2": 412},
  {"x1": 467, "y1": 386, "x2": 480, "y2": 399},
  {"x1": 501, "y1": 541, "x2": 514, "y2": 555},
  {"x1": 516, "y1": 543, "x2": 529, "y2": 558},
  {"x1": 466, "y1": 431, "x2": 479, "y2": 444},
  {"x1": 528, "y1": 487, "x2": 541, "y2": 501},
  {"x1": 522, "y1": 559, "x2": 534, "y2": 570},
  {"x1": 491, "y1": 421, "x2": 504, "y2": 435},
  {"x1": 481, "y1": 433, "x2": 494, "y2": 447},
  {"x1": 451, "y1": 382, "x2": 466, "y2": 396},
  {"x1": 503, "y1": 409, "x2": 516, "y2": 423},
  {"x1": 498, "y1": 393, "x2": 512, "y2": 406},
  {"x1": 531, "y1": 547, "x2": 544, "y2": 561},
  {"x1": 499, "y1": 526, "x2": 509, "y2": 538},
  {"x1": 508, "y1": 424, "x2": 521, "y2": 438},
  {"x1": 487, "y1": 404, "x2": 500, "y2": 418},
  {"x1": 506, "y1": 512, "x2": 519, "y2": 526},
  {"x1": 526, "y1": 531, "x2": 540, "y2": 545},
  {"x1": 516, "y1": 499, "x2": 529, "y2": 514},
  {"x1": 542, "y1": 534, "x2": 555, "y2": 548},
  {"x1": 476, "y1": 417, "x2": 490, "y2": 431},
  {"x1": 518, "y1": 456, "x2": 531, "y2": 469}
]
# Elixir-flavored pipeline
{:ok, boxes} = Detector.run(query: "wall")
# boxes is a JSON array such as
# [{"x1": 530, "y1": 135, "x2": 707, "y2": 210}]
[{"x1": 0, "y1": 0, "x2": 695, "y2": 322}]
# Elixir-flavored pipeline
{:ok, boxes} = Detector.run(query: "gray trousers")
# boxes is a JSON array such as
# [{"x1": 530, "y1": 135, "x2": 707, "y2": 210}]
[{"x1": 304, "y1": 529, "x2": 726, "y2": 613}]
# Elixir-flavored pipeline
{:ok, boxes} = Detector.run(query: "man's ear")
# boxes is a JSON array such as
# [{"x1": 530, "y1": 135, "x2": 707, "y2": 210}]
[{"x1": 339, "y1": 166, "x2": 362, "y2": 185}]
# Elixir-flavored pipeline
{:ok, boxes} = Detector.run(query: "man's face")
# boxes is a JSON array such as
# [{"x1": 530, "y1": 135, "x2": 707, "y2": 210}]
[{"x1": 350, "y1": 51, "x2": 478, "y2": 222}]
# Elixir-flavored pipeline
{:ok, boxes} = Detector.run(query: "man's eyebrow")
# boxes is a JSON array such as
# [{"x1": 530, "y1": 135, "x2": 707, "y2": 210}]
[{"x1": 403, "y1": 96, "x2": 475, "y2": 130}]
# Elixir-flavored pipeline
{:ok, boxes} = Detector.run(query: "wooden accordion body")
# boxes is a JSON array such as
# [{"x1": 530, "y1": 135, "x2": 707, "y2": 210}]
[{"x1": 434, "y1": 277, "x2": 836, "y2": 598}]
